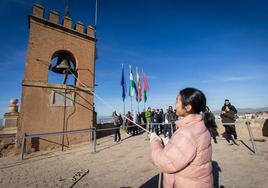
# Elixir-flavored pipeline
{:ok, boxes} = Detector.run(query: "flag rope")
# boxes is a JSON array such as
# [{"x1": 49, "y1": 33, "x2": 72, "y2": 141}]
[{"x1": 70, "y1": 71, "x2": 151, "y2": 134}]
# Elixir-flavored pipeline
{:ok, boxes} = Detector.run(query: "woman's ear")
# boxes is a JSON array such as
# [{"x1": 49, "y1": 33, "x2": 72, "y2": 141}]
[{"x1": 185, "y1": 104, "x2": 192, "y2": 112}]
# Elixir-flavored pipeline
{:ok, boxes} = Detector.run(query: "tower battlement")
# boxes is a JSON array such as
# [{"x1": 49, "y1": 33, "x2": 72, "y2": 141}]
[{"x1": 32, "y1": 4, "x2": 95, "y2": 38}]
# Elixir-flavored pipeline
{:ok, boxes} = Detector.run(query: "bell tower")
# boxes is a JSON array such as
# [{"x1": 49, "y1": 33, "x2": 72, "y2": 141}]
[{"x1": 18, "y1": 4, "x2": 96, "y2": 151}]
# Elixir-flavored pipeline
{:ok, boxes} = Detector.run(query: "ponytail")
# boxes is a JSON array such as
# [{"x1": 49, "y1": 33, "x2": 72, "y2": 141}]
[{"x1": 202, "y1": 107, "x2": 219, "y2": 138}]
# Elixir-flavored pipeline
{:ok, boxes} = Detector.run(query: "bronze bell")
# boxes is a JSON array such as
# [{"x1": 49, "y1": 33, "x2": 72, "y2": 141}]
[{"x1": 51, "y1": 57, "x2": 73, "y2": 74}]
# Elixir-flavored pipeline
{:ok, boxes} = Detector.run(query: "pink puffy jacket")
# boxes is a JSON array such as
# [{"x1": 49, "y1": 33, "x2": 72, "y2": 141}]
[{"x1": 151, "y1": 114, "x2": 213, "y2": 188}]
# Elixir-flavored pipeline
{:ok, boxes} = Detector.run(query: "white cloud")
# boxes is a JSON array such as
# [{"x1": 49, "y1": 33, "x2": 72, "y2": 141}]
[
  {"x1": 202, "y1": 75, "x2": 259, "y2": 83},
  {"x1": 225, "y1": 76, "x2": 255, "y2": 81}
]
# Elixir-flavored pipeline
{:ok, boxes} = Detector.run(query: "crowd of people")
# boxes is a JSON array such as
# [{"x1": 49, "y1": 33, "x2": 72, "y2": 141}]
[
  {"x1": 112, "y1": 99, "x2": 238, "y2": 144},
  {"x1": 118, "y1": 106, "x2": 178, "y2": 138},
  {"x1": 112, "y1": 107, "x2": 178, "y2": 144}
]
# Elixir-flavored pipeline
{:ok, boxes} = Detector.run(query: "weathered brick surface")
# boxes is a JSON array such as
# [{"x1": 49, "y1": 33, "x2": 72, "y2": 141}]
[{"x1": 18, "y1": 4, "x2": 96, "y2": 151}]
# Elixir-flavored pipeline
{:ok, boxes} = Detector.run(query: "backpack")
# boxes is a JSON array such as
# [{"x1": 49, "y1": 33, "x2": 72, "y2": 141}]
[
  {"x1": 118, "y1": 115, "x2": 123, "y2": 125},
  {"x1": 127, "y1": 119, "x2": 133, "y2": 125},
  {"x1": 115, "y1": 115, "x2": 123, "y2": 125}
]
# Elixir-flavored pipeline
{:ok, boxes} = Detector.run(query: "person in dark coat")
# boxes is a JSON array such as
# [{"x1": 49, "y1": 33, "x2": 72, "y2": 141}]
[
  {"x1": 126, "y1": 111, "x2": 133, "y2": 135},
  {"x1": 152, "y1": 109, "x2": 159, "y2": 135},
  {"x1": 112, "y1": 111, "x2": 122, "y2": 143},
  {"x1": 155, "y1": 109, "x2": 162, "y2": 135},
  {"x1": 167, "y1": 106, "x2": 177, "y2": 135},
  {"x1": 135, "y1": 112, "x2": 142, "y2": 134},
  {"x1": 220, "y1": 99, "x2": 238, "y2": 141},
  {"x1": 151, "y1": 109, "x2": 155, "y2": 124},
  {"x1": 163, "y1": 109, "x2": 171, "y2": 138},
  {"x1": 141, "y1": 109, "x2": 147, "y2": 124},
  {"x1": 159, "y1": 109, "x2": 165, "y2": 134}
]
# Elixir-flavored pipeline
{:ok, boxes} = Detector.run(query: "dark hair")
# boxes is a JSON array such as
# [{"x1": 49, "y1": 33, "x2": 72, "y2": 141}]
[
  {"x1": 224, "y1": 102, "x2": 232, "y2": 108},
  {"x1": 179, "y1": 88, "x2": 218, "y2": 134}
]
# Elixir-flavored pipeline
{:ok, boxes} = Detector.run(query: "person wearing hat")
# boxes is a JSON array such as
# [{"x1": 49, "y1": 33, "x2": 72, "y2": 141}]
[{"x1": 220, "y1": 99, "x2": 238, "y2": 141}]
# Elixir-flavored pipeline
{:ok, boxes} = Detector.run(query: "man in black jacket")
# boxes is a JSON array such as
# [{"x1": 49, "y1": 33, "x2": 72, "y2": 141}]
[
  {"x1": 167, "y1": 106, "x2": 177, "y2": 135},
  {"x1": 220, "y1": 99, "x2": 238, "y2": 140},
  {"x1": 141, "y1": 109, "x2": 147, "y2": 124}
]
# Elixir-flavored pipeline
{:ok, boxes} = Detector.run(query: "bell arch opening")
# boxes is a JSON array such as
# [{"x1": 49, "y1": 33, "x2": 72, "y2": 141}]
[{"x1": 48, "y1": 50, "x2": 77, "y2": 85}]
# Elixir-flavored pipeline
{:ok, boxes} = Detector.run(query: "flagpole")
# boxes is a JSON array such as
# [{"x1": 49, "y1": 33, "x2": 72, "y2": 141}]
[
  {"x1": 137, "y1": 102, "x2": 140, "y2": 113},
  {"x1": 123, "y1": 99, "x2": 126, "y2": 127},
  {"x1": 144, "y1": 101, "x2": 146, "y2": 111},
  {"x1": 94, "y1": 0, "x2": 98, "y2": 27},
  {"x1": 123, "y1": 99, "x2": 125, "y2": 116},
  {"x1": 131, "y1": 97, "x2": 133, "y2": 115}
]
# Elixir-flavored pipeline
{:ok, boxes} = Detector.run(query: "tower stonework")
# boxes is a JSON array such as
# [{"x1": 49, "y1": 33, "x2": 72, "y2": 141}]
[{"x1": 18, "y1": 4, "x2": 96, "y2": 151}]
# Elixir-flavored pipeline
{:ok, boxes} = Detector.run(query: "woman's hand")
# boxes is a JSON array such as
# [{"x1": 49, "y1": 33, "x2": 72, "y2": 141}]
[
  {"x1": 161, "y1": 137, "x2": 169, "y2": 146},
  {"x1": 150, "y1": 133, "x2": 161, "y2": 143}
]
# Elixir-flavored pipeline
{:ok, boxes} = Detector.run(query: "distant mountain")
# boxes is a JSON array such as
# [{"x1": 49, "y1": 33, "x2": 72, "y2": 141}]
[
  {"x1": 97, "y1": 116, "x2": 113, "y2": 124},
  {"x1": 213, "y1": 107, "x2": 268, "y2": 115}
]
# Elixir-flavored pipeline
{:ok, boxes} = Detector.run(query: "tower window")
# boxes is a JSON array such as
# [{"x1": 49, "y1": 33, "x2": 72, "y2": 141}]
[{"x1": 48, "y1": 51, "x2": 77, "y2": 85}]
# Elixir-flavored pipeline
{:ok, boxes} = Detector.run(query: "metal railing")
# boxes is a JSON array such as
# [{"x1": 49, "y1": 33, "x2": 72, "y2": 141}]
[
  {"x1": 20, "y1": 128, "x2": 94, "y2": 160},
  {"x1": 145, "y1": 122, "x2": 175, "y2": 139},
  {"x1": 15, "y1": 119, "x2": 261, "y2": 161},
  {"x1": 245, "y1": 121, "x2": 258, "y2": 154},
  {"x1": 91, "y1": 125, "x2": 141, "y2": 154},
  {"x1": 91, "y1": 122, "x2": 175, "y2": 153}
]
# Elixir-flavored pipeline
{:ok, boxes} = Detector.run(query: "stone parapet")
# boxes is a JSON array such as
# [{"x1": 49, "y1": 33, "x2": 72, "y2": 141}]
[{"x1": 32, "y1": 3, "x2": 95, "y2": 39}]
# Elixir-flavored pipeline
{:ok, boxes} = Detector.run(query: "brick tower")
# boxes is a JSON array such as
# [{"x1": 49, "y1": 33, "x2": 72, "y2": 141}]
[{"x1": 18, "y1": 4, "x2": 96, "y2": 151}]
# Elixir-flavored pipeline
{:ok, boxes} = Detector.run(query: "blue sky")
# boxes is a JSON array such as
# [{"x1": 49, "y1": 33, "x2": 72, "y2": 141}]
[{"x1": 0, "y1": 0, "x2": 268, "y2": 117}]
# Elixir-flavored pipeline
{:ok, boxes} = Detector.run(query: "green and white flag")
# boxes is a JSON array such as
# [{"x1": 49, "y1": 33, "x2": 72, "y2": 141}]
[
  {"x1": 143, "y1": 89, "x2": 147, "y2": 103},
  {"x1": 129, "y1": 64, "x2": 137, "y2": 97}
]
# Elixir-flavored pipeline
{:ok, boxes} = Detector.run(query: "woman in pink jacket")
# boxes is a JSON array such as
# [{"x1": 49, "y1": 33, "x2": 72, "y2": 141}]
[{"x1": 150, "y1": 88, "x2": 214, "y2": 188}]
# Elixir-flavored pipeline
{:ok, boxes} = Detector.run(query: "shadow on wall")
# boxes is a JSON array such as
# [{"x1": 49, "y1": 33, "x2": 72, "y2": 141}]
[{"x1": 262, "y1": 119, "x2": 268, "y2": 137}]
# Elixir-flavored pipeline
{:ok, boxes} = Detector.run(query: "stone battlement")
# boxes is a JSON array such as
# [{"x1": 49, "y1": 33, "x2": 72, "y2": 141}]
[{"x1": 32, "y1": 4, "x2": 95, "y2": 38}]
